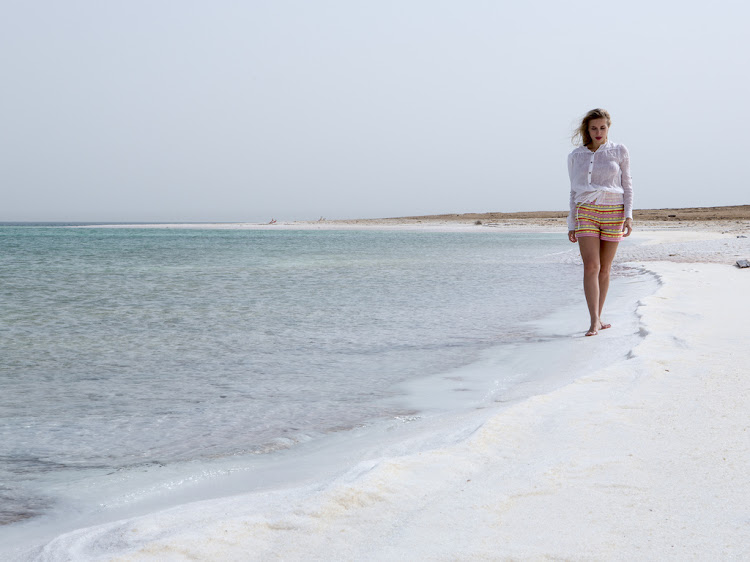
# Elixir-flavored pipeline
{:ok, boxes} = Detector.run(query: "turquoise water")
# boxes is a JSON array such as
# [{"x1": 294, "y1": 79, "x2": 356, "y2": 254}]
[{"x1": 1, "y1": 226, "x2": 590, "y2": 529}]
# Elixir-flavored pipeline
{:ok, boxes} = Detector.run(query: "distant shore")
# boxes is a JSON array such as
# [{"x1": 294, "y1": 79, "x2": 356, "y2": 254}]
[
  {"x1": 67, "y1": 204, "x2": 750, "y2": 233},
  {"x1": 315, "y1": 204, "x2": 750, "y2": 230},
  {"x1": 359, "y1": 204, "x2": 750, "y2": 222}
]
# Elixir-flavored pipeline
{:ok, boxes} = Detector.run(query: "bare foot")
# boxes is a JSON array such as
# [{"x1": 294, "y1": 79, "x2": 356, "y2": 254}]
[
  {"x1": 585, "y1": 328, "x2": 598, "y2": 336},
  {"x1": 600, "y1": 323, "x2": 611, "y2": 330}
]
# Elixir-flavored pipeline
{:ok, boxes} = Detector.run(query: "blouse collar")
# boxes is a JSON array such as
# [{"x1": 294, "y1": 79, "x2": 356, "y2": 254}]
[{"x1": 581, "y1": 140, "x2": 614, "y2": 153}]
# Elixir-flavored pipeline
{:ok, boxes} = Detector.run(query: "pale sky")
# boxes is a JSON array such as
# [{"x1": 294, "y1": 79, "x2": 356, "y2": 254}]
[{"x1": 2, "y1": 1, "x2": 748, "y2": 222}]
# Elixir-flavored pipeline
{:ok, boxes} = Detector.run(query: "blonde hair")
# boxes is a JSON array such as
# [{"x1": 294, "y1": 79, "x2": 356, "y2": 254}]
[{"x1": 573, "y1": 108, "x2": 612, "y2": 147}]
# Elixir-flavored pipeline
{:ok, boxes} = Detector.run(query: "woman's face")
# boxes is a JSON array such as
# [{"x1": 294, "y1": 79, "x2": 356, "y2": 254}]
[{"x1": 588, "y1": 118, "x2": 609, "y2": 145}]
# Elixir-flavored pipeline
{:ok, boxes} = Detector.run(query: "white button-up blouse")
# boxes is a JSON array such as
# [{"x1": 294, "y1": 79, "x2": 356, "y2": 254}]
[{"x1": 567, "y1": 140, "x2": 633, "y2": 230}]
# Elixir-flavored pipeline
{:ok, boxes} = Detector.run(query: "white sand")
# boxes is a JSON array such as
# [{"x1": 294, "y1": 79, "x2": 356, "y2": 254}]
[{"x1": 23, "y1": 226, "x2": 750, "y2": 561}]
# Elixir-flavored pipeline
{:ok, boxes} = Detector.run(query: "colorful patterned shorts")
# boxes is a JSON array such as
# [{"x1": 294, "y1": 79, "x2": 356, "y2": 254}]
[{"x1": 575, "y1": 202, "x2": 625, "y2": 242}]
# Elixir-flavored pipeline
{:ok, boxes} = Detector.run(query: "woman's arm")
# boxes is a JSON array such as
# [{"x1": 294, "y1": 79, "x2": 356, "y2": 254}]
[
  {"x1": 567, "y1": 153, "x2": 577, "y2": 239},
  {"x1": 620, "y1": 145, "x2": 633, "y2": 222},
  {"x1": 619, "y1": 145, "x2": 633, "y2": 237}
]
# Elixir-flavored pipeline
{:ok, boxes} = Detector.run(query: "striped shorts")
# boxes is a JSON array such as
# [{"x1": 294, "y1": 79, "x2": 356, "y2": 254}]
[{"x1": 575, "y1": 202, "x2": 625, "y2": 242}]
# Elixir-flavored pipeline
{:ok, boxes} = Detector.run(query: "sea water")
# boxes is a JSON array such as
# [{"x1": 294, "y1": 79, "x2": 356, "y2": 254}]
[{"x1": 0, "y1": 226, "x2": 655, "y2": 556}]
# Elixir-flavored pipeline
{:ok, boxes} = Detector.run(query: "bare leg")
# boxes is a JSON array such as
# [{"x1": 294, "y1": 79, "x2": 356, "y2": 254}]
[
  {"x1": 578, "y1": 237, "x2": 602, "y2": 335},
  {"x1": 598, "y1": 240, "x2": 620, "y2": 328}
]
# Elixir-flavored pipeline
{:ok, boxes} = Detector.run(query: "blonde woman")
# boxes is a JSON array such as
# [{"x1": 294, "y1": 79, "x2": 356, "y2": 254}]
[{"x1": 568, "y1": 108, "x2": 633, "y2": 336}]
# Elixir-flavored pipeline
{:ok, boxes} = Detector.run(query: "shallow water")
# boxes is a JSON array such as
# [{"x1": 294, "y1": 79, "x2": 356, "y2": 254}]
[{"x1": 0, "y1": 227, "x2": 655, "y2": 556}]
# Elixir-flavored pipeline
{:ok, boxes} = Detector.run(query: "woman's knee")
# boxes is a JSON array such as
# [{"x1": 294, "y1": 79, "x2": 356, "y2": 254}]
[
  {"x1": 583, "y1": 261, "x2": 601, "y2": 276},
  {"x1": 598, "y1": 261, "x2": 614, "y2": 277}
]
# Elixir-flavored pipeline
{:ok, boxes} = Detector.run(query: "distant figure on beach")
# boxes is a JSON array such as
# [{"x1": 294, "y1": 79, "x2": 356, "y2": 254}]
[
  {"x1": 567, "y1": 108, "x2": 633, "y2": 337},
  {"x1": 268, "y1": 218, "x2": 277, "y2": 224}
]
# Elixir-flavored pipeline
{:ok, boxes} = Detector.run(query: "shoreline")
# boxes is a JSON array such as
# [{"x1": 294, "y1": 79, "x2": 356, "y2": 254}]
[
  {"x1": 41, "y1": 203, "x2": 750, "y2": 234},
  {"x1": 7, "y1": 225, "x2": 750, "y2": 560}
]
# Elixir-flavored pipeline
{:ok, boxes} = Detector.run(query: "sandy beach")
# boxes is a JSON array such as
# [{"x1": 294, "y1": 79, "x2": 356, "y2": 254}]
[{"x1": 19, "y1": 212, "x2": 750, "y2": 560}]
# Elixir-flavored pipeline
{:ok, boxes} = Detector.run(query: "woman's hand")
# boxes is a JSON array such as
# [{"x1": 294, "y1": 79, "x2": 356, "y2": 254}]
[
  {"x1": 622, "y1": 218, "x2": 633, "y2": 237},
  {"x1": 568, "y1": 230, "x2": 577, "y2": 243}
]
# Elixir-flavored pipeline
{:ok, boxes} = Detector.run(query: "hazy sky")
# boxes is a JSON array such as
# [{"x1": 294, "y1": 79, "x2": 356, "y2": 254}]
[{"x1": 2, "y1": 1, "x2": 748, "y2": 222}]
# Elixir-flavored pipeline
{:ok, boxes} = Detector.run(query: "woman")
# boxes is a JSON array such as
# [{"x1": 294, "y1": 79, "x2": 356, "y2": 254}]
[{"x1": 567, "y1": 108, "x2": 633, "y2": 336}]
